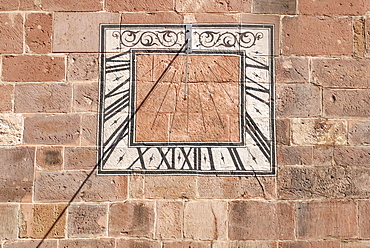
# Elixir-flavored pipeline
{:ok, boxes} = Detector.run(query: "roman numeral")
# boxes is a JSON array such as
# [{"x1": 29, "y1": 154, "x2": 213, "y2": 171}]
[{"x1": 157, "y1": 148, "x2": 175, "y2": 169}]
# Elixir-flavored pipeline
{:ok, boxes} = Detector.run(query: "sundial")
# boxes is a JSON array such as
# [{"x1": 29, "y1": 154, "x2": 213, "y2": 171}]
[{"x1": 98, "y1": 24, "x2": 275, "y2": 175}]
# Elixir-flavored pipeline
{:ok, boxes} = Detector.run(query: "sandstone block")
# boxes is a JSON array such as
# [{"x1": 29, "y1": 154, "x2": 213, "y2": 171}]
[
  {"x1": 3, "y1": 240, "x2": 57, "y2": 248},
  {"x1": 26, "y1": 13, "x2": 52, "y2": 54},
  {"x1": 162, "y1": 241, "x2": 212, "y2": 248},
  {"x1": 0, "y1": 147, "x2": 34, "y2": 202},
  {"x1": 81, "y1": 114, "x2": 97, "y2": 146},
  {"x1": 324, "y1": 89, "x2": 370, "y2": 118},
  {"x1": 279, "y1": 241, "x2": 340, "y2": 248},
  {"x1": 38, "y1": 0, "x2": 102, "y2": 11},
  {"x1": 59, "y1": 239, "x2": 115, "y2": 248},
  {"x1": 277, "y1": 146, "x2": 312, "y2": 165},
  {"x1": 184, "y1": 201, "x2": 227, "y2": 240},
  {"x1": 107, "y1": 0, "x2": 173, "y2": 11},
  {"x1": 342, "y1": 241, "x2": 370, "y2": 248},
  {"x1": 24, "y1": 114, "x2": 80, "y2": 145},
  {"x1": 68, "y1": 204, "x2": 107, "y2": 237},
  {"x1": 348, "y1": 121, "x2": 370, "y2": 145},
  {"x1": 282, "y1": 16, "x2": 352, "y2": 56},
  {"x1": 313, "y1": 146, "x2": 334, "y2": 166},
  {"x1": 297, "y1": 201, "x2": 357, "y2": 238},
  {"x1": 121, "y1": 12, "x2": 184, "y2": 24},
  {"x1": 19, "y1": 204, "x2": 66, "y2": 238},
  {"x1": 229, "y1": 201, "x2": 294, "y2": 240},
  {"x1": 367, "y1": 18, "x2": 370, "y2": 54},
  {"x1": 36, "y1": 146, "x2": 63, "y2": 171},
  {"x1": 276, "y1": 119, "x2": 290, "y2": 145},
  {"x1": 73, "y1": 83, "x2": 99, "y2": 112},
  {"x1": 0, "y1": 84, "x2": 13, "y2": 112},
  {"x1": 0, "y1": 0, "x2": 18, "y2": 10},
  {"x1": 34, "y1": 171, "x2": 127, "y2": 202},
  {"x1": 214, "y1": 241, "x2": 277, "y2": 248},
  {"x1": 117, "y1": 239, "x2": 161, "y2": 248},
  {"x1": 53, "y1": 12, "x2": 120, "y2": 52},
  {"x1": 253, "y1": 0, "x2": 296, "y2": 14},
  {"x1": 291, "y1": 118, "x2": 347, "y2": 145},
  {"x1": 2, "y1": 55, "x2": 65, "y2": 82},
  {"x1": 276, "y1": 84, "x2": 321, "y2": 117},
  {"x1": 175, "y1": 0, "x2": 244, "y2": 12},
  {"x1": 278, "y1": 166, "x2": 370, "y2": 199},
  {"x1": 334, "y1": 147, "x2": 370, "y2": 167},
  {"x1": 0, "y1": 114, "x2": 22, "y2": 145},
  {"x1": 275, "y1": 57, "x2": 309, "y2": 83},
  {"x1": 197, "y1": 176, "x2": 275, "y2": 199},
  {"x1": 129, "y1": 175, "x2": 145, "y2": 199},
  {"x1": 15, "y1": 83, "x2": 72, "y2": 113},
  {"x1": 299, "y1": 0, "x2": 367, "y2": 15},
  {"x1": 0, "y1": 13, "x2": 23, "y2": 53},
  {"x1": 0, "y1": 205, "x2": 18, "y2": 239},
  {"x1": 184, "y1": 13, "x2": 241, "y2": 24},
  {"x1": 67, "y1": 54, "x2": 99, "y2": 81},
  {"x1": 145, "y1": 176, "x2": 196, "y2": 199},
  {"x1": 65, "y1": 147, "x2": 97, "y2": 170},
  {"x1": 156, "y1": 201, "x2": 183, "y2": 239},
  {"x1": 312, "y1": 58, "x2": 370, "y2": 88},
  {"x1": 109, "y1": 201, "x2": 155, "y2": 237}
]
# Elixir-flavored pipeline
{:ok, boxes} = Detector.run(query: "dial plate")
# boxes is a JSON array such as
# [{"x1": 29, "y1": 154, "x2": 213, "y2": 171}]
[{"x1": 98, "y1": 24, "x2": 275, "y2": 175}]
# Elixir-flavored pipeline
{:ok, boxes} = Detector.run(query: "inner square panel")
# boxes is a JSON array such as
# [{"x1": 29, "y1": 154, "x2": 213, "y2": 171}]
[{"x1": 134, "y1": 53, "x2": 242, "y2": 144}]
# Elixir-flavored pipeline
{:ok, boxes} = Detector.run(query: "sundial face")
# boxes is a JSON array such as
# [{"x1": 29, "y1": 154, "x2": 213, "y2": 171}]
[{"x1": 98, "y1": 24, "x2": 275, "y2": 175}]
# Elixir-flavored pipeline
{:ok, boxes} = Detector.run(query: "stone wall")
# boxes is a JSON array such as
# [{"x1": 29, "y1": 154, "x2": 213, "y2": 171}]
[{"x1": 1, "y1": 0, "x2": 370, "y2": 247}]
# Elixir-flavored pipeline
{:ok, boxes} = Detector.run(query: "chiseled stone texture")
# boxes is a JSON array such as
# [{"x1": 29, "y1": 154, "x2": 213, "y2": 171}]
[
  {"x1": 359, "y1": 201, "x2": 370, "y2": 238},
  {"x1": 278, "y1": 241, "x2": 341, "y2": 248},
  {"x1": 3, "y1": 240, "x2": 57, "y2": 248},
  {"x1": 229, "y1": 201, "x2": 294, "y2": 240},
  {"x1": 253, "y1": 0, "x2": 296, "y2": 14},
  {"x1": 0, "y1": 147, "x2": 35, "y2": 202},
  {"x1": 0, "y1": 13, "x2": 23, "y2": 53},
  {"x1": 109, "y1": 201, "x2": 155, "y2": 238},
  {"x1": 334, "y1": 147, "x2": 370, "y2": 167},
  {"x1": 312, "y1": 58, "x2": 370, "y2": 88},
  {"x1": 278, "y1": 166, "x2": 370, "y2": 199},
  {"x1": 121, "y1": 12, "x2": 184, "y2": 24},
  {"x1": 0, "y1": 114, "x2": 22, "y2": 145},
  {"x1": 53, "y1": 12, "x2": 120, "y2": 52},
  {"x1": 214, "y1": 241, "x2": 277, "y2": 248},
  {"x1": 24, "y1": 114, "x2": 80, "y2": 145},
  {"x1": 291, "y1": 118, "x2": 347, "y2": 146},
  {"x1": 34, "y1": 171, "x2": 127, "y2": 202},
  {"x1": 15, "y1": 83, "x2": 72, "y2": 113},
  {"x1": 275, "y1": 57, "x2": 309, "y2": 83},
  {"x1": 276, "y1": 84, "x2": 321, "y2": 117},
  {"x1": 36, "y1": 146, "x2": 63, "y2": 171},
  {"x1": 144, "y1": 176, "x2": 196, "y2": 199},
  {"x1": 297, "y1": 201, "x2": 357, "y2": 239},
  {"x1": 0, "y1": 84, "x2": 13, "y2": 113},
  {"x1": 25, "y1": 13, "x2": 52, "y2": 54},
  {"x1": 106, "y1": 0, "x2": 173, "y2": 12},
  {"x1": 174, "y1": 0, "x2": 246, "y2": 12},
  {"x1": 2, "y1": 55, "x2": 65, "y2": 82},
  {"x1": 184, "y1": 201, "x2": 227, "y2": 240},
  {"x1": 348, "y1": 121, "x2": 370, "y2": 145},
  {"x1": 342, "y1": 241, "x2": 370, "y2": 248},
  {"x1": 197, "y1": 176, "x2": 276, "y2": 199},
  {"x1": 116, "y1": 239, "x2": 161, "y2": 248},
  {"x1": 0, "y1": 205, "x2": 18, "y2": 239},
  {"x1": 299, "y1": 0, "x2": 367, "y2": 15},
  {"x1": 277, "y1": 146, "x2": 312, "y2": 166},
  {"x1": 67, "y1": 54, "x2": 99, "y2": 81},
  {"x1": 324, "y1": 89, "x2": 370, "y2": 118},
  {"x1": 81, "y1": 114, "x2": 97, "y2": 146},
  {"x1": 282, "y1": 16, "x2": 353, "y2": 56},
  {"x1": 64, "y1": 147, "x2": 97, "y2": 170},
  {"x1": 162, "y1": 241, "x2": 212, "y2": 248},
  {"x1": 156, "y1": 201, "x2": 183, "y2": 239},
  {"x1": 68, "y1": 204, "x2": 107, "y2": 237},
  {"x1": 19, "y1": 204, "x2": 66, "y2": 238},
  {"x1": 37, "y1": 0, "x2": 102, "y2": 11},
  {"x1": 59, "y1": 239, "x2": 115, "y2": 248},
  {"x1": 73, "y1": 83, "x2": 99, "y2": 112},
  {"x1": 276, "y1": 119, "x2": 290, "y2": 145}
]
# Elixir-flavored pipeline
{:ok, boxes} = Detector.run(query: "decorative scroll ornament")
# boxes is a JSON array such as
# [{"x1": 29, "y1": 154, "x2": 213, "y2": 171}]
[
  {"x1": 112, "y1": 30, "x2": 184, "y2": 48},
  {"x1": 196, "y1": 31, "x2": 263, "y2": 48}
]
